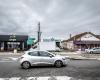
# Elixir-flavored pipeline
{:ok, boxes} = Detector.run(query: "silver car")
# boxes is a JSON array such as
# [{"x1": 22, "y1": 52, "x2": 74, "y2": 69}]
[
  {"x1": 18, "y1": 50, "x2": 70, "y2": 69},
  {"x1": 85, "y1": 48, "x2": 100, "y2": 54}
]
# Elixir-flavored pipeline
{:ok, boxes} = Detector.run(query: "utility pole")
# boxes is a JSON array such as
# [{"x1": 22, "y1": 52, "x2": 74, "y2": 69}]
[{"x1": 37, "y1": 22, "x2": 41, "y2": 50}]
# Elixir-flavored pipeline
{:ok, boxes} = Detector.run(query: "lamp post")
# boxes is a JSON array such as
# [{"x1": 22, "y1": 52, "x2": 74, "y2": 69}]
[{"x1": 37, "y1": 22, "x2": 41, "y2": 50}]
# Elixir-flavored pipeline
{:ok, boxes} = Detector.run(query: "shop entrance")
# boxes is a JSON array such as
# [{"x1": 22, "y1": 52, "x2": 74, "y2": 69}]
[{"x1": 7, "y1": 42, "x2": 21, "y2": 50}]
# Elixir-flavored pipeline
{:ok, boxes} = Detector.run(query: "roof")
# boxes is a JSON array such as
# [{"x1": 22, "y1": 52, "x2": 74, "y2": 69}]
[{"x1": 62, "y1": 32, "x2": 99, "y2": 42}]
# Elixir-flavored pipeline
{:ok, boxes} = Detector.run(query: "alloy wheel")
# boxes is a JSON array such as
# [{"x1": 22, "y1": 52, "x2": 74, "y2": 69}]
[
  {"x1": 21, "y1": 61, "x2": 30, "y2": 69},
  {"x1": 55, "y1": 61, "x2": 63, "y2": 68}
]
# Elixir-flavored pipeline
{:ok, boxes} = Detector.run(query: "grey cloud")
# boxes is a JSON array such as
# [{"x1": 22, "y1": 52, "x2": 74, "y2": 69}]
[{"x1": 0, "y1": 0, "x2": 100, "y2": 39}]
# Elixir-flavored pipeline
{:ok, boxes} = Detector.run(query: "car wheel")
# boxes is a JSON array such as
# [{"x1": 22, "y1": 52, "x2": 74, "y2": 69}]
[
  {"x1": 21, "y1": 61, "x2": 31, "y2": 69},
  {"x1": 90, "y1": 51, "x2": 93, "y2": 54},
  {"x1": 54, "y1": 60, "x2": 63, "y2": 68}
]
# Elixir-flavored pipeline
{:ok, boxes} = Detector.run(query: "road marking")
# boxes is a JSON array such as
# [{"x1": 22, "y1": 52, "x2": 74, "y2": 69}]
[
  {"x1": 8, "y1": 57, "x2": 18, "y2": 61},
  {"x1": 0, "y1": 76, "x2": 72, "y2": 80},
  {"x1": 0, "y1": 76, "x2": 88, "y2": 80},
  {"x1": 0, "y1": 57, "x2": 18, "y2": 62}
]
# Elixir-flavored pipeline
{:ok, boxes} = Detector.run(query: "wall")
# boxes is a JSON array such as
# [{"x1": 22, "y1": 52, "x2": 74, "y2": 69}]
[{"x1": 61, "y1": 41, "x2": 74, "y2": 50}]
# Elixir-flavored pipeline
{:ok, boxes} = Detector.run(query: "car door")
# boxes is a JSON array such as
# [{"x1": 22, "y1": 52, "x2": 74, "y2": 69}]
[
  {"x1": 28, "y1": 51, "x2": 41, "y2": 65},
  {"x1": 39, "y1": 51, "x2": 55, "y2": 65}
]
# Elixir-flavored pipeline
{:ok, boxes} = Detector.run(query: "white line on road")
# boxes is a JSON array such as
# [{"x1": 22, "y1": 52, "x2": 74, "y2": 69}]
[
  {"x1": 8, "y1": 57, "x2": 18, "y2": 61},
  {"x1": 0, "y1": 57, "x2": 18, "y2": 62},
  {"x1": 0, "y1": 76, "x2": 73, "y2": 80}
]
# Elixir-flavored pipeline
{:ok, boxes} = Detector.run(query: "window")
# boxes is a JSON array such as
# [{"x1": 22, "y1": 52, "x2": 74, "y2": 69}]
[
  {"x1": 39, "y1": 51, "x2": 50, "y2": 57},
  {"x1": 28, "y1": 51, "x2": 39, "y2": 56}
]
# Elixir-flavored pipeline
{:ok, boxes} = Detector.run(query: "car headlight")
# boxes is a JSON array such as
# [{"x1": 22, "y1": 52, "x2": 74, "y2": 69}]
[
  {"x1": 62, "y1": 58, "x2": 66, "y2": 60},
  {"x1": 62, "y1": 57, "x2": 70, "y2": 60},
  {"x1": 62, "y1": 57, "x2": 68, "y2": 60},
  {"x1": 18, "y1": 57, "x2": 24, "y2": 61}
]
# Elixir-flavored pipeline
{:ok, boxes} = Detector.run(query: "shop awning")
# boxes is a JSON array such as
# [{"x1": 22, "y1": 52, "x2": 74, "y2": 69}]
[{"x1": 74, "y1": 41, "x2": 100, "y2": 44}]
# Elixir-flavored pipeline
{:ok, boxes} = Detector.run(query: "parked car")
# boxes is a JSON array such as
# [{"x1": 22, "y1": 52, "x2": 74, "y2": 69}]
[
  {"x1": 85, "y1": 48, "x2": 100, "y2": 54},
  {"x1": 18, "y1": 50, "x2": 70, "y2": 69}
]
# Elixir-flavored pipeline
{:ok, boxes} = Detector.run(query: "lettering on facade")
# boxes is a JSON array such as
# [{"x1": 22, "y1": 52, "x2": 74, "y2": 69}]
[
  {"x1": 9, "y1": 35, "x2": 16, "y2": 41},
  {"x1": 9, "y1": 39, "x2": 16, "y2": 41},
  {"x1": 43, "y1": 38, "x2": 55, "y2": 42}
]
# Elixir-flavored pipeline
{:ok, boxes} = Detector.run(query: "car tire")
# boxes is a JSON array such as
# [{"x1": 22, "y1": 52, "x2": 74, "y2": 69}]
[
  {"x1": 54, "y1": 60, "x2": 63, "y2": 68},
  {"x1": 21, "y1": 61, "x2": 31, "y2": 69},
  {"x1": 90, "y1": 51, "x2": 93, "y2": 54}
]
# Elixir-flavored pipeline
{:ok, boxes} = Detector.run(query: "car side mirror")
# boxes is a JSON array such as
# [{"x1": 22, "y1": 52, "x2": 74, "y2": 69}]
[{"x1": 49, "y1": 55, "x2": 54, "y2": 58}]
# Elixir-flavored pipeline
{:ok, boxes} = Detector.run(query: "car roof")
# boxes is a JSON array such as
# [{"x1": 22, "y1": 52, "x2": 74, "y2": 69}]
[{"x1": 24, "y1": 50, "x2": 56, "y2": 56}]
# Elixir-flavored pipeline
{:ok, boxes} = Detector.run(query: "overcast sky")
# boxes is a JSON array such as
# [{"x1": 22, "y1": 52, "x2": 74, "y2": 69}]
[{"x1": 0, "y1": 0, "x2": 100, "y2": 39}]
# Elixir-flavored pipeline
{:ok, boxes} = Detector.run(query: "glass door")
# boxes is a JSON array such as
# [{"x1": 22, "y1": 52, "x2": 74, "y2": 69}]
[{"x1": 7, "y1": 42, "x2": 20, "y2": 50}]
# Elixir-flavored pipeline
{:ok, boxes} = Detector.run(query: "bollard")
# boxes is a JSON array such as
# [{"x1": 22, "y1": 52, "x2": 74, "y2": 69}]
[{"x1": 14, "y1": 49, "x2": 17, "y2": 53}]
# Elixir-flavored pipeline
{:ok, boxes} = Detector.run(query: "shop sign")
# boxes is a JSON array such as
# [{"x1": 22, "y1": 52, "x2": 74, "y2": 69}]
[
  {"x1": 43, "y1": 38, "x2": 55, "y2": 42},
  {"x1": 27, "y1": 38, "x2": 35, "y2": 45},
  {"x1": 9, "y1": 39, "x2": 16, "y2": 41},
  {"x1": 43, "y1": 38, "x2": 61, "y2": 42},
  {"x1": 9, "y1": 35, "x2": 16, "y2": 41}
]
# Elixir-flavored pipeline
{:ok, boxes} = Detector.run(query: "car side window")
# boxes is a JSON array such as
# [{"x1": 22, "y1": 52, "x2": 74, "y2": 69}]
[
  {"x1": 93, "y1": 48, "x2": 98, "y2": 50},
  {"x1": 28, "y1": 51, "x2": 39, "y2": 56},
  {"x1": 39, "y1": 51, "x2": 50, "y2": 57}
]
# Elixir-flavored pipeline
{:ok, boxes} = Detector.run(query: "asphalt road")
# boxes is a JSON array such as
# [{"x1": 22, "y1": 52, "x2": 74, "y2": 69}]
[{"x1": 0, "y1": 59, "x2": 100, "y2": 80}]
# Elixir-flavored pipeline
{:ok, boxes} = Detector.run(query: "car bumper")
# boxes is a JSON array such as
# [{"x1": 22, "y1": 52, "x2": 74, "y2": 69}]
[{"x1": 62, "y1": 59, "x2": 70, "y2": 65}]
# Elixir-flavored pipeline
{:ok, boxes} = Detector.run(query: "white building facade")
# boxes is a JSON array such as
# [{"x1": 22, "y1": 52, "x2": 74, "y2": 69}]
[{"x1": 61, "y1": 32, "x2": 100, "y2": 51}]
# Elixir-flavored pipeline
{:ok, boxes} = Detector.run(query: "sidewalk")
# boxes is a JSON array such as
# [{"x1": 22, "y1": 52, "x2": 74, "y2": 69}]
[
  {"x1": 0, "y1": 51, "x2": 100, "y2": 60},
  {"x1": 56, "y1": 51, "x2": 100, "y2": 60}
]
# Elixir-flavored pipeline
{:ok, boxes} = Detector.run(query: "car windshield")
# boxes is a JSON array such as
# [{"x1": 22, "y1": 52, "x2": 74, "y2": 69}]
[{"x1": 46, "y1": 51, "x2": 55, "y2": 56}]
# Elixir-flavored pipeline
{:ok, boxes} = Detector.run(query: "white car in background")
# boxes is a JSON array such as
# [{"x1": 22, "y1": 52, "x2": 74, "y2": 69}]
[
  {"x1": 85, "y1": 48, "x2": 100, "y2": 54},
  {"x1": 18, "y1": 50, "x2": 70, "y2": 69}
]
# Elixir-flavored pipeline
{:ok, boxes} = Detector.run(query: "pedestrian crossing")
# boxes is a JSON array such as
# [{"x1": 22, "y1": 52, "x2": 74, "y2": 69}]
[{"x1": 0, "y1": 76, "x2": 82, "y2": 80}]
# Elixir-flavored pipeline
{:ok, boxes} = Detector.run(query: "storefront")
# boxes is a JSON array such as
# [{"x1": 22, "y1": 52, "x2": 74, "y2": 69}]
[
  {"x1": 0, "y1": 35, "x2": 28, "y2": 51},
  {"x1": 74, "y1": 41, "x2": 100, "y2": 51},
  {"x1": 61, "y1": 32, "x2": 100, "y2": 51}
]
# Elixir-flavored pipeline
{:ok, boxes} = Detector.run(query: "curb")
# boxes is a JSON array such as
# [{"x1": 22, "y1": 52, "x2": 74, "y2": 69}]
[{"x1": 69, "y1": 57, "x2": 100, "y2": 60}]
